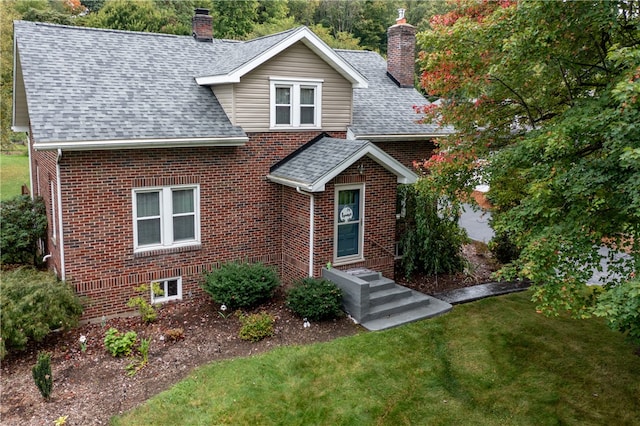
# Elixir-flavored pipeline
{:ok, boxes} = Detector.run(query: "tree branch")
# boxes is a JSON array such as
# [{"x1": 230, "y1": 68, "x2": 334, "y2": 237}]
[{"x1": 489, "y1": 74, "x2": 537, "y2": 130}]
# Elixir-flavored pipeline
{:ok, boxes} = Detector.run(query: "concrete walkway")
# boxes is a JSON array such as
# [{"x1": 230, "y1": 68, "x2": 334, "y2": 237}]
[{"x1": 432, "y1": 280, "x2": 531, "y2": 305}]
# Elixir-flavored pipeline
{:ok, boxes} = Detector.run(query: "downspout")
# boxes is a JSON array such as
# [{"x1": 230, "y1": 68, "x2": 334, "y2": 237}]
[
  {"x1": 27, "y1": 131, "x2": 33, "y2": 196},
  {"x1": 296, "y1": 187, "x2": 314, "y2": 277},
  {"x1": 56, "y1": 149, "x2": 66, "y2": 280}
]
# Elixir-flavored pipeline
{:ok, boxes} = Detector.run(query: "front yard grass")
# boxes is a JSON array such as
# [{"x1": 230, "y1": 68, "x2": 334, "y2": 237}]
[
  {"x1": 113, "y1": 291, "x2": 640, "y2": 425},
  {"x1": 0, "y1": 147, "x2": 29, "y2": 200}
]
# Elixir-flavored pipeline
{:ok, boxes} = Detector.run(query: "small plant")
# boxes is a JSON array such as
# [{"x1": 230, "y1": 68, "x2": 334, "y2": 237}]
[
  {"x1": 126, "y1": 338, "x2": 151, "y2": 376},
  {"x1": 203, "y1": 261, "x2": 280, "y2": 309},
  {"x1": 238, "y1": 312, "x2": 275, "y2": 342},
  {"x1": 286, "y1": 277, "x2": 344, "y2": 321},
  {"x1": 79, "y1": 335, "x2": 87, "y2": 352},
  {"x1": 218, "y1": 304, "x2": 230, "y2": 318},
  {"x1": 32, "y1": 351, "x2": 53, "y2": 400},
  {"x1": 104, "y1": 327, "x2": 138, "y2": 357},
  {"x1": 127, "y1": 283, "x2": 163, "y2": 324},
  {"x1": 164, "y1": 327, "x2": 185, "y2": 341},
  {"x1": 54, "y1": 415, "x2": 68, "y2": 426}
]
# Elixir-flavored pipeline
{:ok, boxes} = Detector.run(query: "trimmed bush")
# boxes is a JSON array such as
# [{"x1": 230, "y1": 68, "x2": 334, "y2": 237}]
[
  {"x1": 0, "y1": 268, "x2": 83, "y2": 359},
  {"x1": 238, "y1": 312, "x2": 275, "y2": 342},
  {"x1": 0, "y1": 195, "x2": 47, "y2": 266},
  {"x1": 286, "y1": 278, "x2": 344, "y2": 321},
  {"x1": 203, "y1": 262, "x2": 280, "y2": 309}
]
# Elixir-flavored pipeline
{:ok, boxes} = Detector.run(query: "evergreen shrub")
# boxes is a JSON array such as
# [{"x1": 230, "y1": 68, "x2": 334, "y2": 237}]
[
  {"x1": 0, "y1": 268, "x2": 83, "y2": 359},
  {"x1": 32, "y1": 351, "x2": 53, "y2": 400},
  {"x1": 0, "y1": 195, "x2": 47, "y2": 266},
  {"x1": 203, "y1": 262, "x2": 280, "y2": 309},
  {"x1": 398, "y1": 185, "x2": 468, "y2": 277},
  {"x1": 286, "y1": 277, "x2": 344, "y2": 321}
]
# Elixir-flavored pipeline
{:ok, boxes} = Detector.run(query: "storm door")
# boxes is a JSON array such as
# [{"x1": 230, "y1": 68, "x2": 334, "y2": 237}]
[{"x1": 335, "y1": 184, "x2": 364, "y2": 263}]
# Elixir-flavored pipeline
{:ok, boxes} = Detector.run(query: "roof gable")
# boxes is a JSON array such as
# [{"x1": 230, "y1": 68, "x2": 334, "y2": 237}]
[
  {"x1": 195, "y1": 27, "x2": 368, "y2": 89},
  {"x1": 267, "y1": 134, "x2": 418, "y2": 192}
]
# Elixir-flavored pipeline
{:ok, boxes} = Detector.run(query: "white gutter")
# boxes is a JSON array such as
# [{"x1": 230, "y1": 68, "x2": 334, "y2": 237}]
[
  {"x1": 352, "y1": 133, "x2": 451, "y2": 142},
  {"x1": 32, "y1": 136, "x2": 249, "y2": 151},
  {"x1": 268, "y1": 175, "x2": 315, "y2": 192},
  {"x1": 56, "y1": 149, "x2": 66, "y2": 280},
  {"x1": 296, "y1": 187, "x2": 315, "y2": 277}
]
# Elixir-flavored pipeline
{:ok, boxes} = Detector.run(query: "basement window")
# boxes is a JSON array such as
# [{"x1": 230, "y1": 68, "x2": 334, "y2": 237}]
[{"x1": 151, "y1": 277, "x2": 182, "y2": 304}]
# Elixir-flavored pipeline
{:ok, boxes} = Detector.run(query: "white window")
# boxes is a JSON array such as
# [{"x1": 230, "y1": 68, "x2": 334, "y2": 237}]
[
  {"x1": 132, "y1": 185, "x2": 200, "y2": 252},
  {"x1": 152, "y1": 277, "x2": 182, "y2": 304},
  {"x1": 270, "y1": 78, "x2": 322, "y2": 129},
  {"x1": 334, "y1": 184, "x2": 365, "y2": 264}
]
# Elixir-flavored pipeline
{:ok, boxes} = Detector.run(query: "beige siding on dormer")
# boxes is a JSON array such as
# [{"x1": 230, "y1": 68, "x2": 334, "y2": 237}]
[
  {"x1": 214, "y1": 42, "x2": 353, "y2": 132},
  {"x1": 212, "y1": 84, "x2": 235, "y2": 124}
]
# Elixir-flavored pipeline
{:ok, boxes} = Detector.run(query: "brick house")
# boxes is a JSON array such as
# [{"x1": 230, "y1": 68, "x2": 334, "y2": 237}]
[{"x1": 12, "y1": 10, "x2": 451, "y2": 321}]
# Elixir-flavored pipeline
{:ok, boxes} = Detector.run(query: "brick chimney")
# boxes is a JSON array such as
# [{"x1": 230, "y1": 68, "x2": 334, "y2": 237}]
[
  {"x1": 387, "y1": 8, "x2": 416, "y2": 88},
  {"x1": 192, "y1": 8, "x2": 213, "y2": 42}
]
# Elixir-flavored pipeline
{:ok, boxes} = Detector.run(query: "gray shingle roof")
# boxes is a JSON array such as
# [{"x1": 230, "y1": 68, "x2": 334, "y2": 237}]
[
  {"x1": 267, "y1": 135, "x2": 417, "y2": 191},
  {"x1": 14, "y1": 21, "x2": 450, "y2": 146},
  {"x1": 336, "y1": 49, "x2": 453, "y2": 137},
  {"x1": 14, "y1": 21, "x2": 245, "y2": 144},
  {"x1": 270, "y1": 136, "x2": 369, "y2": 185}
]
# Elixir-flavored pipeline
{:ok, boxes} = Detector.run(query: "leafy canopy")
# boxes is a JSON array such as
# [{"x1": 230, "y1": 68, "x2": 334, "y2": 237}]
[{"x1": 416, "y1": 0, "x2": 640, "y2": 318}]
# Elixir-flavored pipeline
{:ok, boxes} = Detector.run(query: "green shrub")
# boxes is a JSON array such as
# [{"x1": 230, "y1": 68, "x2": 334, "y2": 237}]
[
  {"x1": 286, "y1": 278, "x2": 344, "y2": 321},
  {"x1": 0, "y1": 268, "x2": 83, "y2": 359},
  {"x1": 0, "y1": 195, "x2": 47, "y2": 266},
  {"x1": 489, "y1": 231, "x2": 521, "y2": 264},
  {"x1": 238, "y1": 312, "x2": 275, "y2": 342},
  {"x1": 104, "y1": 328, "x2": 138, "y2": 357},
  {"x1": 398, "y1": 185, "x2": 468, "y2": 277},
  {"x1": 127, "y1": 283, "x2": 163, "y2": 324},
  {"x1": 32, "y1": 351, "x2": 53, "y2": 400},
  {"x1": 203, "y1": 262, "x2": 280, "y2": 309},
  {"x1": 593, "y1": 280, "x2": 640, "y2": 344}
]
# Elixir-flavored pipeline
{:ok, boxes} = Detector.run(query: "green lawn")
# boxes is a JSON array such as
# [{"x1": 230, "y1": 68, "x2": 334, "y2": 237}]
[
  {"x1": 113, "y1": 291, "x2": 640, "y2": 425},
  {"x1": 0, "y1": 147, "x2": 30, "y2": 200}
]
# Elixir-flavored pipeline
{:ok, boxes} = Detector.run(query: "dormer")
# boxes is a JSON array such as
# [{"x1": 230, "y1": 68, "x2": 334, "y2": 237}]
[{"x1": 191, "y1": 13, "x2": 367, "y2": 133}]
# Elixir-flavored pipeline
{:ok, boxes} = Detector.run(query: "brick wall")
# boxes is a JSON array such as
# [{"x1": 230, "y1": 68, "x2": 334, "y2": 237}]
[
  {"x1": 372, "y1": 139, "x2": 436, "y2": 170},
  {"x1": 55, "y1": 131, "x2": 345, "y2": 320},
  {"x1": 32, "y1": 129, "x2": 404, "y2": 320}
]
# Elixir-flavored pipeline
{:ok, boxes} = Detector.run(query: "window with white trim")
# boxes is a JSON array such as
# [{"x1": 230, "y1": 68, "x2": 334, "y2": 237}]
[
  {"x1": 270, "y1": 78, "x2": 322, "y2": 129},
  {"x1": 133, "y1": 185, "x2": 200, "y2": 252},
  {"x1": 152, "y1": 277, "x2": 182, "y2": 304}
]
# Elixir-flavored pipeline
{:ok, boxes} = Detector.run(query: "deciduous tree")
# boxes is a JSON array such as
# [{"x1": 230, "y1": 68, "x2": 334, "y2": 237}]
[{"x1": 416, "y1": 0, "x2": 639, "y2": 320}]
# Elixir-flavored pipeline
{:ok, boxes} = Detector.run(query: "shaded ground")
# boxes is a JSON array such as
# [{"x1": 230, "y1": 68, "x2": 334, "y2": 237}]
[{"x1": 0, "y1": 243, "x2": 499, "y2": 426}]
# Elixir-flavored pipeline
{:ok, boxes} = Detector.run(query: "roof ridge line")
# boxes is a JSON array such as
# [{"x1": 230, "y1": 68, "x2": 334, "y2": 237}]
[{"x1": 21, "y1": 20, "x2": 181, "y2": 38}]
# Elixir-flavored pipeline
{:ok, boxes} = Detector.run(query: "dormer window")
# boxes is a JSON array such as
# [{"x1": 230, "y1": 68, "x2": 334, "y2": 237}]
[{"x1": 270, "y1": 78, "x2": 322, "y2": 129}]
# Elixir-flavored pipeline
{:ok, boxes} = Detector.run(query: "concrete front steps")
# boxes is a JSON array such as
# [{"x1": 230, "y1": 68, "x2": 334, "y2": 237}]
[{"x1": 322, "y1": 267, "x2": 452, "y2": 331}]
